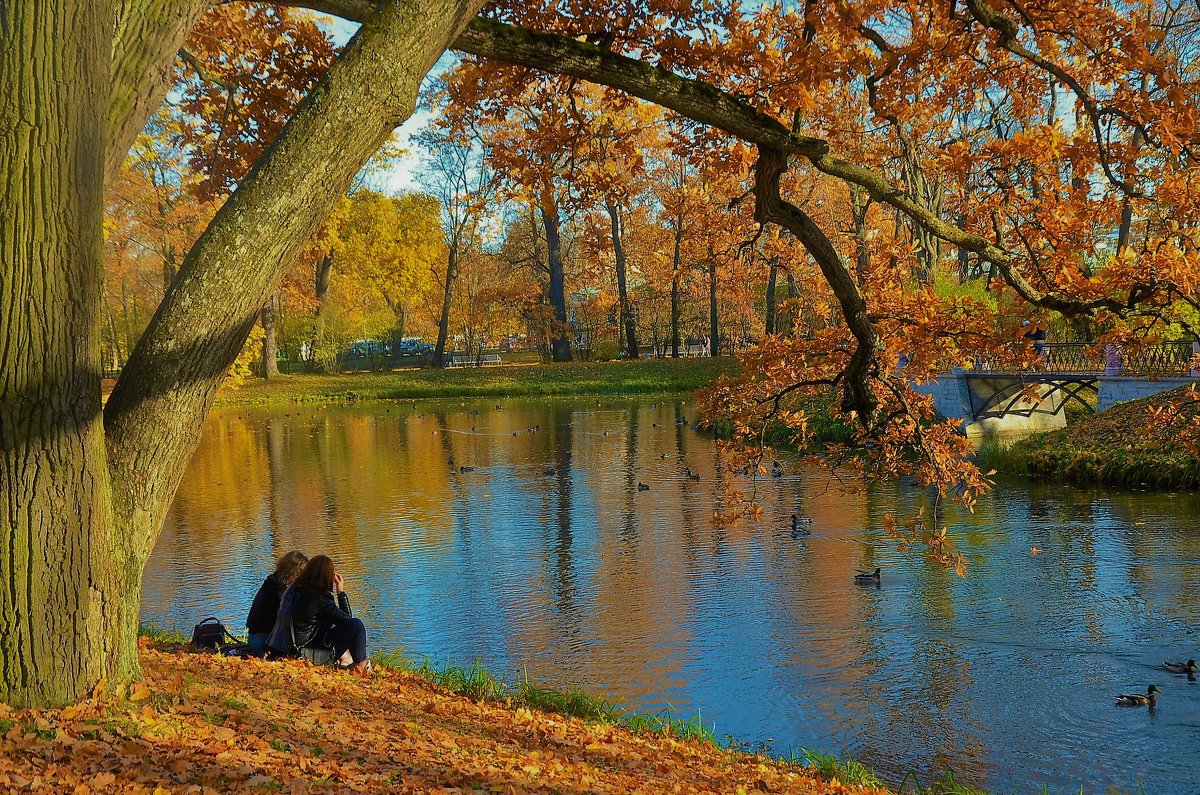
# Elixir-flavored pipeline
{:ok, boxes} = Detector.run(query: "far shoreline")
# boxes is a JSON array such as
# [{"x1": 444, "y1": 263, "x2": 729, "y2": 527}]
[{"x1": 209, "y1": 357, "x2": 740, "y2": 406}]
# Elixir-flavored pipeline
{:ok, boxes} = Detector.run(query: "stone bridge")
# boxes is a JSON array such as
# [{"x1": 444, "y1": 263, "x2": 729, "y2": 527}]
[{"x1": 913, "y1": 342, "x2": 1200, "y2": 439}]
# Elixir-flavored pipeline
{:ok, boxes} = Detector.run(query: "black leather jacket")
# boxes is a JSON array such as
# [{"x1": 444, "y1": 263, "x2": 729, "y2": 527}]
[
  {"x1": 245, "y1": 574, "x2": 284, "y2": 635},
  {"x1": 265, "y1": 586, "x2": 353, "y2": 654}
]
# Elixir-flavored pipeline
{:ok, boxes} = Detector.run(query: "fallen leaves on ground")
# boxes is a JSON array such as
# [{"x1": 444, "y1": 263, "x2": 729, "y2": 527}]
[{"x1": 0, "y1": 640, "x2": 886, "y2": 794}]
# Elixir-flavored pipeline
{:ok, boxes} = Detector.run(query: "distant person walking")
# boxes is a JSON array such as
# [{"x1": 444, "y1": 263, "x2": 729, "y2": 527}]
[{"x1": 245, "y1": 551, "x2": 308, "y2": 656}]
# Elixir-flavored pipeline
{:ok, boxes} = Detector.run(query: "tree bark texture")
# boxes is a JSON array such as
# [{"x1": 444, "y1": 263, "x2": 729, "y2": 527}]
[
  {"x1": 311, "y1": 253, "x2": 333, "y2": 369},
  {"x1": 604, "y1": 199, "x2": 638, "y2": 359},
  {"x1": 0, "y1": 0, "x2": 138, "y2": 708},
  {"x1": 540, "y1": 190, "x2": 572, "y2": 362},
  {"x1": 433, "y1": 247, "x2": 457, "y2": 367},
  {"x1": 670, "y1": 213, "x2": 682, "y2": 358},
  {"x1": 109, "y1": 0, "x2": 210, "y2": 181},
  {"x1": 2, "y1": 0, "x2": 484, "y2": 707},
  {"x1": 261, "y1": 295, "x2": 279, "y2": 378},
  {"x1": 765, "y1": 259, "x2": 778, "y2": 335}
]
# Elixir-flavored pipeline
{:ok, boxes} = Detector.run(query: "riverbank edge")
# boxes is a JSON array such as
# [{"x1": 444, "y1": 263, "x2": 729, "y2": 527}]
[
  {"x1": 976, "y1": 383, "x2": 1200, "y2": 490},
  {"x1": 0, "y1": 635, "x2": 896, "y2": 795},
  {"x1": 124, "y1": 627, "x2": 1048, "y2": 795},
  {"x1": 212, "y1": 358, "x2": 740, "y2": 407}
]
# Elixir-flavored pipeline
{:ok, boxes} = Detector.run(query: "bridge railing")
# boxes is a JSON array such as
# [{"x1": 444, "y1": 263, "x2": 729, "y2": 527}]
[{"x1": 969, "y1": 341, "x2": 1198, "y2": 376}]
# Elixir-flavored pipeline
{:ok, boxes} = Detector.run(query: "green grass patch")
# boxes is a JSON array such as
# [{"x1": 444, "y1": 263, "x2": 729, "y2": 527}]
[
  {"x1": 217, "y1": 359, "x2": 738, "y2": 407},
  {"x1": 624, "y1": 708, "x2": 716, "y2": 744},
  {"x1": 515, "y1": 670, "x2": 617, "y2": 723},
  {"x1": 409, "y1": 659, "x2": 509, "y2": 702},
  {"x1": 897, "y1": 768, "x2": 989, "y2": 794},
  {"x1": 373, "y1": 651, "x2": 713, "y2": 745},
  {"x1": 138, "y1": 621, "x2": 188, "y2": 644},
  {"x1": 800, "y1": 748, "x2": 885, "y2": 789},
  {"x1": 972, "y1": 437, "x2": 1030, "y2": 477}
]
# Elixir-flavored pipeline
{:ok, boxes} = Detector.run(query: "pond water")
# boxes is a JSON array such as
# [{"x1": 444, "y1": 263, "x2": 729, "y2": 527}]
[{"x1": 143, "y1": 397, "x2": 1200, "y2": 794}]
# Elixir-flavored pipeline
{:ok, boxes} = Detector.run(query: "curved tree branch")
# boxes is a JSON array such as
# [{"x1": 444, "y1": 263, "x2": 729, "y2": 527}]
[
  {"x1": 754, "y1": 148, "x2": 882, "y2": 424},
  {"x1": 104, "y1": 0, "x2": 486, "y2": 559},
  {"x1": 275, "y1": 2, "x2": 1171, "y2": 320},
  {"x1": 109, "y1": 0, "x2": 211, "y2": 181}
]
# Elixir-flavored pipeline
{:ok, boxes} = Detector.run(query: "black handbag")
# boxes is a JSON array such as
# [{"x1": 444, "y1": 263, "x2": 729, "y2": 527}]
[{"x1": 191, "y1": 617, "x2": 243, "y2": 649}]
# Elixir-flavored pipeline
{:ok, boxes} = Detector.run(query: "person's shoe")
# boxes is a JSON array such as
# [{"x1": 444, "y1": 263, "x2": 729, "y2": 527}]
[{"x1": 346, "y1": 660, "x2": 371, "y2": 677}]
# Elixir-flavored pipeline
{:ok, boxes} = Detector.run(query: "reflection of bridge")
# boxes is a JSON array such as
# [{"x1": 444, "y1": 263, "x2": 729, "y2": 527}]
[{"x1": 915, "y1": 342, "x2": 1200, "y2": 437}]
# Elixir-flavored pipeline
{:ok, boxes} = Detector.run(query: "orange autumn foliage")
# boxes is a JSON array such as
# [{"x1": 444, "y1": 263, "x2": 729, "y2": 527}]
[{"x1": 0, "y1": 641, "x2": 888, "y2": 794}]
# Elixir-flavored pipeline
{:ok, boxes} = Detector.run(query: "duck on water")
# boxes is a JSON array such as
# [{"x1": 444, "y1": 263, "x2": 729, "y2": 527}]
[
  {"x1": 1114, "y1": 685, "x2": 1161, "y2": 707},
  {"x1": 854, "y1": 567, "x2": 881, "y2": 584}
]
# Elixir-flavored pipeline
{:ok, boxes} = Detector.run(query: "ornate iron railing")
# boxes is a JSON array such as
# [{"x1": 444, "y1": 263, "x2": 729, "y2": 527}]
[{"x1": 969, "y1": 341, "x2": 1197, "y2": 376}]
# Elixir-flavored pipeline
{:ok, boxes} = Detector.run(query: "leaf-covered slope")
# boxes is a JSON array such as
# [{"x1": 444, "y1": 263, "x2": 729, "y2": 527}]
[
  {"x1": 1014, "y1": 383, "x2": 1200, "y2": 489},
  {"x1": 0, "y1": 642, "x2": 885, "y2": 793}
]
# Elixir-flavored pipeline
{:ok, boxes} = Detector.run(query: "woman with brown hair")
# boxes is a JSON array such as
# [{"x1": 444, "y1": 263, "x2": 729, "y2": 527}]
[
  {"x1": 245, "y1": 550, "x2": 308, "y2": 655},
  {"x1": 266, "y1": 555, "x2": 369, "y2": 675}
]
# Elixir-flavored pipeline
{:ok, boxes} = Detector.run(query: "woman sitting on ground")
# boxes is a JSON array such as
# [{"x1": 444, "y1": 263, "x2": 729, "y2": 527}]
[
  {"x1": 265, "y1": 555, "x2": 369, "y2": 675},
  {"x1": 245, "y1": 550, "x2": 308, "y2": 655}
]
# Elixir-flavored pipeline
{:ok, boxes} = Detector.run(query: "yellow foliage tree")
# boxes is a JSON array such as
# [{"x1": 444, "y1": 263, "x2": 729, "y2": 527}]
[{"x1": 329, "y1": 190, "x2": 446, "y2": 365}]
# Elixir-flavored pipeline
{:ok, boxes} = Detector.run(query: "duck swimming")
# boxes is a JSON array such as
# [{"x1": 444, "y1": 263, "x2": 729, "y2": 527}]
[
  {"x1": 1163, "y1": 659, "x2": 1198, "y2": 674},
  {"x1": 1115, "y1": 684, "x2": 1161, "y2": 706},
  {"x1": 637, "y1": 482, "x2": 650, "y2": 491},
  {"x1": 790, "y1": 515, "x2": 811, "y2": 536},
  {"x1": 854, "y1": 567, "x2": 881, "y2": 583}
]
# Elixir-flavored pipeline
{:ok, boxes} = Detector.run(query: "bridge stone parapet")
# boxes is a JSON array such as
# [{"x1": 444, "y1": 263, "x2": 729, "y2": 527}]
[
  {"x1": 912, "y1": 368, "x2": 1067, "y2": 440},
  {"x1": 1096, "y1": 376, "x2": 1199, "y2": 412},
  {"x1": 912, "y1": 364, "x2": 1199, "y2": 442}
]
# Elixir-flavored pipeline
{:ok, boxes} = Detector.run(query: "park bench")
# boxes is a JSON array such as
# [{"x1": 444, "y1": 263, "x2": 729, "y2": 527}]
[{"x1": 445, "y1": 354, "x2": 503, "y2": 368}]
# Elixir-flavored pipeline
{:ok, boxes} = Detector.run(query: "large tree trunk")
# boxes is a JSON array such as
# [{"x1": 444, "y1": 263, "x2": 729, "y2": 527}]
[
  {"x1": 433, "y1": 246, "x2": 457, "y2": 367},
  {"x1": 389, "y1": 304, "x2": 406, "y2": 369},
  {"x1": 670, "y1": 213, "x2": 682, "y2": 358},
  {"x1": 604, "y1": 199, "x2": 638, "y2": 359},
  {"x1": 1117, "y1": 128, "x2": 1145, "y2": 254},
  {"x1": 261, "y1": 294, "x2": 279, "y2": 378},
  {"x1": 540, "y1": 189, "x2": 572, "y2": 362},
  {"x1": 1, "y1": 0, "x2": 484, "y2": 708},
  {"x1": 850, "y1": 186, "x2": 871, "y2": 286},
  {"x1": 0, "y1": 0, "x2": 141, "y2": 708},
  {"x1": 106, "y1": 0, "x2": 483, "y2": 534}
]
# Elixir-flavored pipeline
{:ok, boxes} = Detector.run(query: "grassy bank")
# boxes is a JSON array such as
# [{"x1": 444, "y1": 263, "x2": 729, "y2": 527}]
[
  {"x1": 0, "y1": 638, "x2": 892, "y2": 794},
  {"x1": 216, "y1": 358, "x2": 739, "y2": 406},
  {"x1": 992, "y1": 383, "x2": 1200, "y2": 489}
]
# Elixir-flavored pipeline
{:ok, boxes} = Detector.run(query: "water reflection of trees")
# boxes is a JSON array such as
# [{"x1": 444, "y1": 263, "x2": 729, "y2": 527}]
[{"x1": 154, "y1": 401, "x2": 1200, "y2": 793}]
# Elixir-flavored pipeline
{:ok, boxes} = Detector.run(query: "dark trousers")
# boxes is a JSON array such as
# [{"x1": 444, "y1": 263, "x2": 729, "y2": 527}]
[{"x1": 325, "y1": 618, "x2": 367, "y2": 664}]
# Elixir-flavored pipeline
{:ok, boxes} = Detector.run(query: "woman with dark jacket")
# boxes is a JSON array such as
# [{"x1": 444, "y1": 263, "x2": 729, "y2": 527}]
[
  {"x1": 245, "y1": 551, "x2": 308, "y2": 655},
  {"x1": 266, "y1": 555, "x2": 369, "y2": 675}
]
